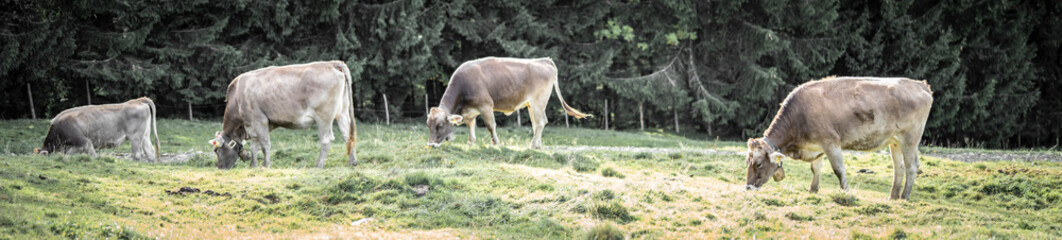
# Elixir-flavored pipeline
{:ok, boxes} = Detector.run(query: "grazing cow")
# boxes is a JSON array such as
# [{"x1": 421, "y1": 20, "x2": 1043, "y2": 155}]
[
  {"x1": 210, "y1": 61, "x2": 357, "y2": 169},
  {"x1": 427, "y1": 57, "x2": 590, "y2": 149},
  {"x1": 34, "y1": 97, "x2": 161, "y2": 162},
  {"x1": 744, "y1": 76, "x2": 933, "y2": 200}
]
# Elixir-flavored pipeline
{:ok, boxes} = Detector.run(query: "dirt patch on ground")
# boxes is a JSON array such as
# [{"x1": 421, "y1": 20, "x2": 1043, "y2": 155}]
[
  {"x1": 551, "y1": 146, "x2": 1062, "y2": 162},
  {"x1": 111, "y1": 151, "x2": 206, "y2": 163},
  {"x1": 923, "y1": 152, "x2": 1062, "y2": 162},
  {"x1": 549, "y1": 146, "x2": 743, "y2": 156}
]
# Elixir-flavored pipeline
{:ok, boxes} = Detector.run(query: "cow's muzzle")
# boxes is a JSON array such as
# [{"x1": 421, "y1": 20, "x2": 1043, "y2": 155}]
[
  {"x1": 427, "y1": 142, "x2": 442, "y2": 148},
  {"x1": 745, "y1": 185, "x2": 760, "y2": 191}
]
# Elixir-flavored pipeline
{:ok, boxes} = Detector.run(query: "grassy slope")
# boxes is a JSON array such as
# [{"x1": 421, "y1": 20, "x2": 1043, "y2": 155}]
[{"x1": 1, "y1": 119, "x2": 1060, "y2": 239}]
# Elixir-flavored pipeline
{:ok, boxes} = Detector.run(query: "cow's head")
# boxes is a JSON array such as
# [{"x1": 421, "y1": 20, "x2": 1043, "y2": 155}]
[
  {"x1": 210, "y1": 131, "x2": 250, "y2": 169},
  {"x1": 744, "y1": 138, "x2": 786, "y2": 190},
  {"x1": 33, "y1": 148, "x2": 48, "y2": 156},
  {"x1": 426, "y1": 107, "x2": 459, "y2": 147}
]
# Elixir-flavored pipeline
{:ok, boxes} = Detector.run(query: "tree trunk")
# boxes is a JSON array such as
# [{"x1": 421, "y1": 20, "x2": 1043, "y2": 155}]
[
  {"x1": 639, "y1": 102, "x2": 644, "y2": 131},
  {"x1": 604, "y1": 99, "x2": 609, "y2": 130},
  {"x1": 674, "y1": 108, "x2": 679, "y2": 133},
  {"x1": 27, "y1": 84, "x2": 36, "y2": 120},
  {"x1": 383, "y1": 94, "x2": 390, "y2": 125},
  {"x1": 188, "y1": 102, "x2": 194, "y2": 121}
]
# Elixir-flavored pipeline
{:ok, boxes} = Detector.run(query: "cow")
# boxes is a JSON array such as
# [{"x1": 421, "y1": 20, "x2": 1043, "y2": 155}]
[
  {"x1": 34, "y1": 97, "x2": 161, "y2": 162},
  {"x1": 209, "y1": 61, "x2": 357, "y2": 169},
  {"x1": 743, "y1": 76, "x2": 933, "y2": 200},
  {"x1": 427, "y1": 57, "x2": 590, "y2": 149}
]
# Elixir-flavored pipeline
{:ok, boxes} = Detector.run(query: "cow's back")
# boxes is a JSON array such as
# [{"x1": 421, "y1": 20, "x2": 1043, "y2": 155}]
[
  {"x1": 450, "y1": 57, "x2": 557, "y2": 110},
  {"x1": 774, "y1": 77, "x2": 933, "y2": 151},
  {"x1": 45, "y1": 100, "x2": 152, "y2": 150},
  {"x1": 229, "y1": 61, "x2": 349, "y2": 129}
]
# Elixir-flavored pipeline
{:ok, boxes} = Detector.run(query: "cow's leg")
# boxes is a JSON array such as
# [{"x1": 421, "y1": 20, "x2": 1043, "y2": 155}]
[
  {"x1": 130, "y1": 135, "x2": 145, "y2": 161},
  {"x1": 314, "y1": 118, "x2": 336, "y2": 168},
  {"x1": 467, "y1": 117, "x2": 478, "y2": 145},
  {"x1": 527, "y1": 104, "x2": 548, "y2": 149},
  {"x1": 824, "y1": 145, "x2": 848, "y2": 191},
  {"x1": 479, "y1": 107, "x2": 500, "y2": 145},
  {"x1": 900, "y1": 140, "x2": 921, "y2": 200},
  {"x1": 809, "y1": 158, "x2": 823, "y2": 193},
  {"x1": 260, "y1": 133, "x2": 273, "y2": 167},
  {"x1": 75, "y1": 139, "x2": 98, "y2": 158},
  {"x1": 889, "y1": 143, "x2": 905, "y2": 199}
]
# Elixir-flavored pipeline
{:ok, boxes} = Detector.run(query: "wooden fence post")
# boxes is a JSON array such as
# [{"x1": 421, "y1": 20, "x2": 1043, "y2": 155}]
[
  {"x1": 517, "y1": 109, "x2": 522, "y2": 127},
  {"x1": 188, "y1": 102, "x2": 194, "y2": 121},
  {"x1": 27, "y1": 84, "x2": 36, "y2": 120},
  {"x1": 604, "y1": 99, "x2": 609, "y2": 130},
  {"x1": 639, "y1": 102, "x2": 644, "y2": 131},
  {"x1": 674, "y1": 108, "x2": 679, "y2": 133},
  {"x1": 564, "y1": 111, "x2": 569, "y2": 128},
  {"x1": 85, "y1": 79, "x2": 91, "y2": 105},
  {"x1": 383, "y1": 94, "x2": 390, "y2": 125},
  {"x1": 424, "y1": 93, "x2": 429, "y2": 116}
]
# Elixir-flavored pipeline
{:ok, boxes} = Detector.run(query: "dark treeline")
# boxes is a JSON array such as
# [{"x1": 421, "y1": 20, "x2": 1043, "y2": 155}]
[{"x1": 2, "y1": 0, "x2": 1059, "y2": 148}]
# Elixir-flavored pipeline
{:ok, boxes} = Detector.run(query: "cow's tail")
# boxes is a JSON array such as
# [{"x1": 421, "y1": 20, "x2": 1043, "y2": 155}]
[
  {"x1": 339, "y1": 62, "x2": 357, "y2": 156},
  {"x1": 547, "y1": 58, "x2": 591, "y2": 119},
  {"x1": 146, "y1": 97, "x2": 160, "y2": 162}
]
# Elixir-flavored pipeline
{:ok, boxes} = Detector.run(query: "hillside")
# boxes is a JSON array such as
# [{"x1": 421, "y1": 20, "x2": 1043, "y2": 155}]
[{"x1": 1, "y1": 119, "x2": 1060, "y2": 239}]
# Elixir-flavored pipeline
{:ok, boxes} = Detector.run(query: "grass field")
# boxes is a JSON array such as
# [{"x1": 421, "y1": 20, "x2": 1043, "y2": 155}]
[{"x1": 1, "y1": 119, "x2": 1060, "y2": 239}]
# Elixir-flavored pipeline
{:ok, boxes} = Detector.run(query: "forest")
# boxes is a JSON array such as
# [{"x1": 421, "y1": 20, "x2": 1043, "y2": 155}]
[{"x1": 2, "y1": 0, "x2": 1060, "y2": 148}]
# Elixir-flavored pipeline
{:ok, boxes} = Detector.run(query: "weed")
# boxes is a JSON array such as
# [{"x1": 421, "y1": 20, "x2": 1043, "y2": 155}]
[
  {"x1": 633, "y1": 152, "x2": 653, "y2": 159},
  {"x1": 593, "y1": 190, "x2": 616, "y2": 201},
  {"x1": 856, "y1": 203, "x2": 891, "y2": 216},
  {"x1": 572, "y1": 154, "x2": 599, "y2": 172},
  {"x1": 761, "y1": 198, "x2": 787, "y2": 207},
  {"x1": 830, "y1": 193, "x2": 860, "y2": 207},
  {"x1": 668, "y1": 152, "x2": 684, "y2": 160},
  {"x1": 889, "y1": 229, "x2": 908, "y2": 239},
  {"x1": 785, "y1": 212, "x2": 814, "y2": 222},
  {"x1": 591, "y1": 201, "x2": 636, "y2": 223},
  {"x1": 584, "y1": 221, "x2": 624, "y2": 240},
  {"x1": 600, "y1": 167, "x2": 625, "y2": 178}
]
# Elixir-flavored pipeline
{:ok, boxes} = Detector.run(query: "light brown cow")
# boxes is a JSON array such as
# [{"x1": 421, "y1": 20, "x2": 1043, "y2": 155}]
[
  {"x1": 427, "y1": 57, "x2": 590, "y2": 149},
  {"x1": 210, "y1": 61, "x2": 357, "y2": 169},
  {"x1": 744, "y1": 76, "x2": 933, "y2": 200},
  {"x1": 35, "y1": 97, "x2": 160, "y2": 162}
]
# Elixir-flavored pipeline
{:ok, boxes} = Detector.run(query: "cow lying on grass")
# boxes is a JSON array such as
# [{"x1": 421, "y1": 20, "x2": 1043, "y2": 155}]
[
  {"x1": 210, "y1": 61, "x2": 357, "y2": 169},
  {"x1": 744, "y1": 76, "x2": 933, "y2": 200},
  {"x1": 427, "y1": 57, "x2": 590, "y2": 149},
  {"x1": 35, "y1": 97, "x2": 161, "y2": 162}
]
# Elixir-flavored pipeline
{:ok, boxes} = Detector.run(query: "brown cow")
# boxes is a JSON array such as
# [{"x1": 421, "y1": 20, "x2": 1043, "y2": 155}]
[
  {"x1": 427, "y1": 57, "x2": 590, "y2": 149},
  {"x1": 35, "y1": 97, "x2": 160, "y2": 162},
  {"x1": 210, "y1": 61, "x2": 357, "y2": 169},
  {"x1": 744, "y1": 76, "x2": 933, "y2": 200}
]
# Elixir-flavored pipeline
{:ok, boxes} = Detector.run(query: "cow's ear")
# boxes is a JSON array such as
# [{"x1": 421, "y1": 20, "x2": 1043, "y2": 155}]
[
  {"x1": 447, "y1": 115, "x2": 463, "y2": 124},
  {"x1": 769, "y1": 152, "x2": 785, "y2": 165}
]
